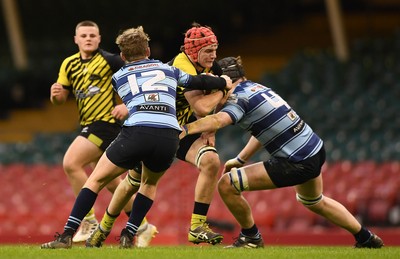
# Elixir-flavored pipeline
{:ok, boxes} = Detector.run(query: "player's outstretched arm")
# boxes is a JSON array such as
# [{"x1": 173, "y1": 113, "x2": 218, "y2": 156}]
[{"x1": 179, "y1": 112, "x2": 232, "y2": 139}]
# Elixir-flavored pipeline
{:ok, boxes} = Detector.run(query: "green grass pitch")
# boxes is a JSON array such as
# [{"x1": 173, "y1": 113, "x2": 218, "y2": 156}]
[{"x1": 0, "y1": 245, "x2": 399, "y2": 259}]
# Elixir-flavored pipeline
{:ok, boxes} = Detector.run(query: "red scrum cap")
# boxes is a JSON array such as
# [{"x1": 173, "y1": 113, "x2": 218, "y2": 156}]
[{"x1": 184, "y1": 25, "x2": 218, "y2": 63}]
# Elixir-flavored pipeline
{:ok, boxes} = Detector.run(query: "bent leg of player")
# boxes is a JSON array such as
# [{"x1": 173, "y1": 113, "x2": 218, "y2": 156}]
[
  {"x1": 62, "y1": 137, "x2": 102, "y2": 243},
  {"x1": 77, "y1": 170, "x2": 130, "y2": 243},
  {"x1": 218, "y1": 163, "x2": 274, "y2": 248},
  {"x1": 187, "y1": 144, "x2": 223, "y2": 245},
  {"x1": 120, "y1": 165, "x2": 166, "y2": 249},
  {"x1": 295, "y1": 175, "x2": 383, "y2": 248},
  {"x1": 125, "y1": 170, "x2": 159, "y2": 248},
  {"x1": 41, "y1": 153, "x2": 127, "y2": 249},
  {"x1": 86, "y1": 169, "x2": 158, "y2": 247}
]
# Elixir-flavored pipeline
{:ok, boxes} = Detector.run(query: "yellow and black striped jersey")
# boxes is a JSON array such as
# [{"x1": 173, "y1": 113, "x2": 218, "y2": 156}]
[
  {"x1": 57, "y1": 49, "x2": 125, "y2": 126},
  {"x1": 170, "y1": 52, "x2": 214, "y2": 125}
]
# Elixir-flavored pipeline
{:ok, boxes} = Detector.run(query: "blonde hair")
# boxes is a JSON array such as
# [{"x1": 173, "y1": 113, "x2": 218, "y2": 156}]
[{"x1": 116, "y1": 26, "x2": 150, "y2": 62}]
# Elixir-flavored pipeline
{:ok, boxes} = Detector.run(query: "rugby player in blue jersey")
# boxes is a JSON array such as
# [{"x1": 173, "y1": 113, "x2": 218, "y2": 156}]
[
  {"x1": 87, "y1": 23, "x2": 227, "y2": 248},
  {"x1": 40, "y1": 26, "x2": 232, "y2": 249},
  {"x1": 179, "y1": 56, "x2": 383, "y2": 249}
]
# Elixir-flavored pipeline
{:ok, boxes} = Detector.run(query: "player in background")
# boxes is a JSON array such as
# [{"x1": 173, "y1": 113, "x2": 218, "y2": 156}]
[
  {"x1": 49, "y1": 20, "x2": 155, "y2": 246},
  {"x1": 40, "y1": 25, "x2": 232, "y2": 249},
  {"x1": 179, "y1": 56, "x2": 384, "y2": 249}
]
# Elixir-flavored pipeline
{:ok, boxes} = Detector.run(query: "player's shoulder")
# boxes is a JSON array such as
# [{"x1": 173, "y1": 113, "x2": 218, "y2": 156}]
[
  {"x1": 98, "y1": 49, "x2": 125, "y2": 71},
  {"x1": 59, "y1": 52, "x2": 80, "y2": 71},
  {"x1": 96, "y1": 48, "x2": 118, "y2": 58},
  {"x1": 62, "y1": 52, "x2": 80, "y2": 63},
  {"x1": 98, "y1": 49, "x2": 121, "y2": 61},
  {"x1": 171, "y1": 53, "x2": 197, "y2": 75}
]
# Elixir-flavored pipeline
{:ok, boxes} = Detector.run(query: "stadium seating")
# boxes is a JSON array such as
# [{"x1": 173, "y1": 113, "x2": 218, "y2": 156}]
[
  {"x1": 260, "y1": 33, "x2": 400, "y2": 162},
  {"x1": 0, "y1": 161, "x2": 399, "y2": 245}
]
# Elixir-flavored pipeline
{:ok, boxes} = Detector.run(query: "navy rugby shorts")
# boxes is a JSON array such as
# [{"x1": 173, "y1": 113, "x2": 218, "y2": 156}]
[
  {"x1": 106, "y1": 126, "x2": 179, "y2": 172},
  {"x1": 263, "y1": 145, "x2": 326, "y2": 187},
  {"x1": 79, "y1": 121, "x2": 121, "y2": 151}
]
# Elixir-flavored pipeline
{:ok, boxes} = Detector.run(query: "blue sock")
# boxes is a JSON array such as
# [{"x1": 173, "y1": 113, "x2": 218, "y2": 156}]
[
  {"x1": 125, "y1": 192, "x2": 153, "y2": 236},
  {"x1": 64, "y1": 188, "x2": 98, "y2": 233}
]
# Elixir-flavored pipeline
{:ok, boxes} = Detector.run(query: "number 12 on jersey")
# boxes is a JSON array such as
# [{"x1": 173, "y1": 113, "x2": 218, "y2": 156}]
[{"x1": 127, "y1": 70, "x2": 168, "y2": 95}]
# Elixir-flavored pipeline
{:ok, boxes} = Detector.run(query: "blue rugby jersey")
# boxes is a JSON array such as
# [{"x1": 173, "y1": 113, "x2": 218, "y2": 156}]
[
  {"x1": 112, "y1": 59, "x2": 223, "y2": 130},
  {"x1": 221, "y1": 80, "x2": 323, "y2": 162}
]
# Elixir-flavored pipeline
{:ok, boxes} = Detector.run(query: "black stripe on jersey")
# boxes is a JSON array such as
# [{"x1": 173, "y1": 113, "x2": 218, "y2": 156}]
[{"x1": 68, "y1": 51, "x2": 119, "y2": 125}]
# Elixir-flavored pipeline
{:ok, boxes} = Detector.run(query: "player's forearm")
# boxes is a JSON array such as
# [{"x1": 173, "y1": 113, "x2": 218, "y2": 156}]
[
  {"x1": 238, "y1": 136, "x2": 263, "y2": 161},
  {"x1": 182, "y1": 114, "x2": 221, "y2": 136},
  {"x1": 192, "y1": 91, "x2": 225, "y2": 116}
]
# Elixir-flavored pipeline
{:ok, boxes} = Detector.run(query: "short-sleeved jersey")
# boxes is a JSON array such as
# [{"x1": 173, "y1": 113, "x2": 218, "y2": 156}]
[
  {"x1": 170, "y1": 52, "x2": 213, "y2": 125},
  {"x1": 112, "y1": 59, "x2": 224, "y2": 131},
  {"x1": 57, "y1": 49, "x2": 125, "y2": 126},
  {"x1": 221, "y1": 80, "x2": 323, "y2": 162}
]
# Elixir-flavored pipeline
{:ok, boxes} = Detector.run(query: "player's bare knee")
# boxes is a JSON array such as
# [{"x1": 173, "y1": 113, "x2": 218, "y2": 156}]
[
  {"x1": 62, "y1": 160, "x2": 77, "y2": 175},
  {"x1": 217, "y1": 174, "x2": 232, "y2": 195},
  {"x1": 226, "y1": 167, "x2": 249, "y2": 193},
  {"x1": 202, "y1": 152, "x2": 220, "y2": 168},
  {"x1": 199, "y1": 157, "x2": 220, "y2": 176},
  {"x1": 296, "y1": 193, "x2": 324, "y2": 210},
  {"x1": 195, "y1": 145, "x2": 219, "y2": 172}
]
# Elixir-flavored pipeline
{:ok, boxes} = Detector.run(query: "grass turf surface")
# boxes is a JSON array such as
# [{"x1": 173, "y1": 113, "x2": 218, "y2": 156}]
[{"x1": 0, "y1": 245, "x2": 399, "y2": 259}]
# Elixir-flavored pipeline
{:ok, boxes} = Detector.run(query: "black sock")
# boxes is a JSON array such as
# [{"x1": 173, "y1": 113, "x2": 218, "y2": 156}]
[
  {"x1": 64, "y1": 188, "x2": 98, "y2": 233},
  {"x1": 241, "y1": 224, "x2": 260, "y2": 239},
  {"x1": 193, "y1": 201, "x2": 210, "y2": 216},
  {"x1": 354, "y1": 226, "x2": 371, "y2": 243},
  {"x1": 106, "y1": 208, "x2": 120, "y2": 218}
]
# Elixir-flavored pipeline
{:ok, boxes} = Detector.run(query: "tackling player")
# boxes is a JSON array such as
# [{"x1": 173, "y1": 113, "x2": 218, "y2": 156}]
[{"x1": 180, "y1": 56, "x2": 384, "y2": 249}]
